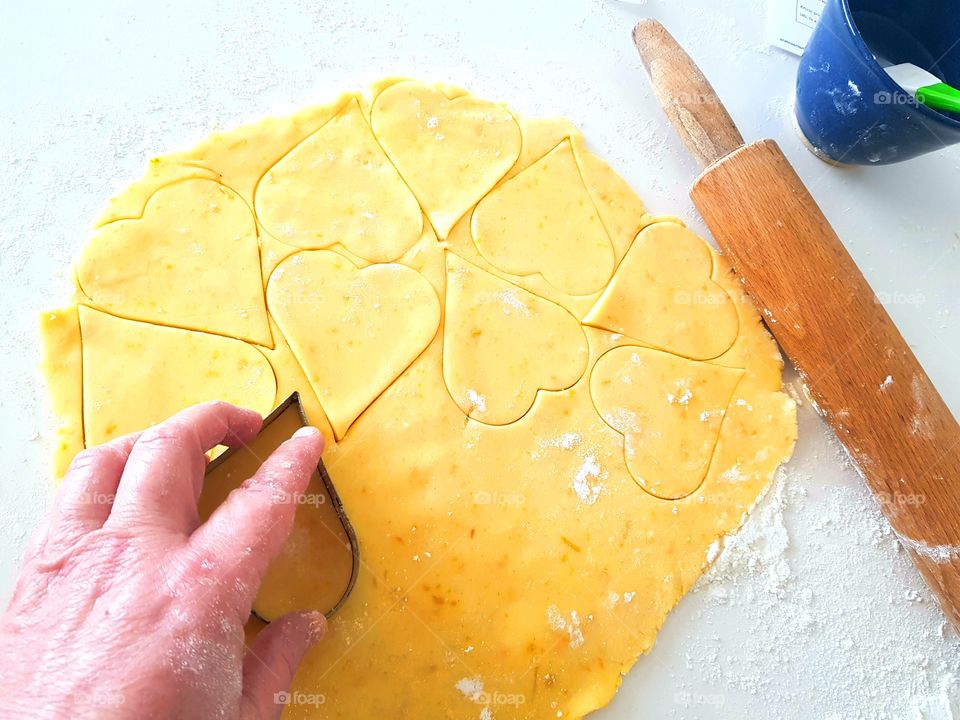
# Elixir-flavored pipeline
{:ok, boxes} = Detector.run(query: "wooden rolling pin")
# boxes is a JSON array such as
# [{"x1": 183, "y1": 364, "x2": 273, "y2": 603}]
[{"x1": 632, "y1": 19, "x2": 960, "y2": 631}]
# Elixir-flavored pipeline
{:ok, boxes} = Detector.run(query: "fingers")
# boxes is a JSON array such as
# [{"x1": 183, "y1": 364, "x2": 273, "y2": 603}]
[
  {"x1": 188, "y1": 426, "x2": 324, "y2": 616},
  {"x1": 40, "y1": 432, "x2": 141, "y2": 556},
  {"x1": 240, "y1": 611, "x2": 327, "y2": 720},
  {"x1": 108, "y1": 401, "x2": 262, "y2": 535}
]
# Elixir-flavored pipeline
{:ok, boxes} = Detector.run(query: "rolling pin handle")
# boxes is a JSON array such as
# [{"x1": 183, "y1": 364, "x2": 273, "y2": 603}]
[{"x1": 632, "y1": 20, "x2": 746, "y2": 169}]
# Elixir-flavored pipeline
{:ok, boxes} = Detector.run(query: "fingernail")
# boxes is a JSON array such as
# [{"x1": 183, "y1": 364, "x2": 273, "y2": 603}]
[
  {"x1": 305, "y1": 611, "x2": 327, "y2": 643},
  {"x1": 293, "y1": 426, "x2": 320, "y2": 439}
]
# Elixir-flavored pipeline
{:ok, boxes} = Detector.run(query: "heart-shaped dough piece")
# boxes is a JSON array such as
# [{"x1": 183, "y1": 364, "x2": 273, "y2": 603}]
[
  {"x1": 590, "y1": 345, "x2": 743, "y2": 499},
  {"x1": 472, "y1": 139, "x2": 616, "y2": 296},
  {"x1": 78, "y1": 178, "x2": 272, "y2": 346},
  {"x1": 371, "y1": 80, "x2": 521, "y2": 239},
  {"x1": 443, "y1": 253, "x2": 588, "y2": 425},
  {"x1": 584, "y1": 222, "x2": 739, "y2": 360},
  {"x1": 267, "y1": 250, "x2": 441, "y2": 439},
  {"x1": 79, "y1": 305, "x2": 277, "y2": 446},
  {"x1": 255, "y1": 98, "x2": 423, "y2": 263}
]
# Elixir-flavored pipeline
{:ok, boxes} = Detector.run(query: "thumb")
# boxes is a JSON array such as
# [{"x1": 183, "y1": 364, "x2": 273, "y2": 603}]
[{"x1": 240, "y1": 611, "x2": 327, "y2": 720}]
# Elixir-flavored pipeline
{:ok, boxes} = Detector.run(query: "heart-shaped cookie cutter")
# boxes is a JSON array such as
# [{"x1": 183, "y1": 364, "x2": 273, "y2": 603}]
[{"x1": 203, "y1": 392, "x2": 359, "y2": 620}]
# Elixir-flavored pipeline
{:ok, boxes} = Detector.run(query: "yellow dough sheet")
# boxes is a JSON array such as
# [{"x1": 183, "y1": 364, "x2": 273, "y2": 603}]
[{"x1": 40, "y1": 78, "x2": 797, "y2": 719}]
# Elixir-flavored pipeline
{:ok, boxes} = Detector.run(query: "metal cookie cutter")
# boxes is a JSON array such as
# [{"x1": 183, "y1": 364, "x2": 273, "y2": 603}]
[{"x1": 201, "y1": 392, "x2": 359, "y2": 620}]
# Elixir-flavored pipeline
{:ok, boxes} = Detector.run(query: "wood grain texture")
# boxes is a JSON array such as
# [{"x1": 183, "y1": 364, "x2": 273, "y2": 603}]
[
  {"x1": 691, "y1": 139, "x2": 960, "y2": 629},
  {"x1": 632, "y1": 20, "x2": 745, "y2": 169}
]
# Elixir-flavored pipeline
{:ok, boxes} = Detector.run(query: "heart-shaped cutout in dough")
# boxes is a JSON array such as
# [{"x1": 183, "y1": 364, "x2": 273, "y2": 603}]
[
  {"x1": 590, "y1": 345, "x2": 743, "y2": 499},
  {"x1": 78, "y1": 305, "x2": 277, "y2": 446},
  {"x1": 267, "y1": 250, "x2": 441, "y2": 439},
  {"x1": 584, "y1": 222, "x2": 739, "y2": 360},
  {"x1": 78, "y1": 178, "x2": 272, "y2": 346},
  {"x1": 371, "y1": 80, "x2": 521, "y2": 239},
  {"x1": 255, "y1": 98, "x2": 423, "y2": 263},
  {"x1": 443, "y1": 253, "x2": 588, "y2": 425},
  {"x1": 472, "y1": 139, "x2": 616, "y2": 296}
]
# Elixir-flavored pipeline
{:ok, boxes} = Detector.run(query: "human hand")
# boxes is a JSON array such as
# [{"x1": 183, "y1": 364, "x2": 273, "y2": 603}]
[{"x1": 0, "y1": 401, "x2": 326, "y2": 720}]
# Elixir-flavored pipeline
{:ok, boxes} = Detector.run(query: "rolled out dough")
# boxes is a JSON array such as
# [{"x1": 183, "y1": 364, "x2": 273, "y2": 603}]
[{"x1": 40, "y1": 79, "x2": 797, "y2": 719}]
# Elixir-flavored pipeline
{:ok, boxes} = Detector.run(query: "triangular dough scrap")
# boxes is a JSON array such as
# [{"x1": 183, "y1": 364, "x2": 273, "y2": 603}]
[
  {"x1": 79, "y1": 306, "x2": 277, "y2": 446},
  {"x1": 590, "y1": 345, "x2": 744, "y2": 500},
  {"x1": 257, "y1": 316, "x2": 335, "y2": 444},
  {"x1": 472, "y1": 138, "x2": 616, "y2": 296},
  {"x1": 371, "y1": 80, "x2": 521, "y2": 239},
  {"x1": 78, "y1": 178, "x2": 272, "y2": 347},
  {"x1": 266, "y1": 250, "x2": 440, "y2": 440},
  {"x1": 584, "y1": 221, "x2": 740, "y2": 361},
  {"x1": 39, "y1": 307, "x2": 84, "y2": 478},
  {"x1": 395, "y1": 221, "x2": 446, "y2": 303},
  {"x1": 504, "y1": 116, "x2": 579, "y2": 181},
  {"x1": 572, "y1": 138, "x2": 652, "y2": 261},
  {"x1": 255, "y1": 98, "x2": 423, "y2": 263},
  {"x1": 443, "y1": 253, "x2": 588, "y2": 425}
]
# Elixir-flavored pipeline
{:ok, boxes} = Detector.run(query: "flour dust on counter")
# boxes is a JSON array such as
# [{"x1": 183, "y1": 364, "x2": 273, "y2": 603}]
[{"x1": 616, "y1": 384, "x2": 960, "y2": 720}]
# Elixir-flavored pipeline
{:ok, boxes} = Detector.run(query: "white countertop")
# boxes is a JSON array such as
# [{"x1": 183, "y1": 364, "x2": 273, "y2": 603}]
[{"x1": 1, "y1": 1, "x2": 958, "y2": 717}]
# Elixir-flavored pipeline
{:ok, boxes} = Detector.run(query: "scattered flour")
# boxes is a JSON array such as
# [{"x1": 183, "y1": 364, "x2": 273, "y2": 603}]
[
  {"x1": 571, "y1": 454, "x2": 604, "y2": 505},
  {"x1": 466, "y1": 389, "x2": 487, "y2": 414},
  {"x1": 659, "y1": 431, "x2": 960, "y2": 720},
  {"x1": 532, "y1": 432, "x2": 582, "y2": 461},
  {"x1": 898, "y1": 538, "x2": 960, "y2": 564},
  {"x1": 667, "y1": 388, "x2": 693, "y2": 406},
  {"x1": 455, "y1": 676, "x2": 484, "y2": 702},
  {"x1": 718, "y1": 462, "x2": 744, "y2": 484},
  {"x1": 547, "y1": 605, "x2": 585, "y2": 649},
  {"x1": 493, "y1": 288, "x2": 530, "y2": 315}
]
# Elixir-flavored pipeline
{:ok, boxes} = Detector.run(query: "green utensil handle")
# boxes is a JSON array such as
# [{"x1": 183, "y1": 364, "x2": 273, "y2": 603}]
[{"x1": 917, "y1": 82, "x2": 960, "y2": 114}]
